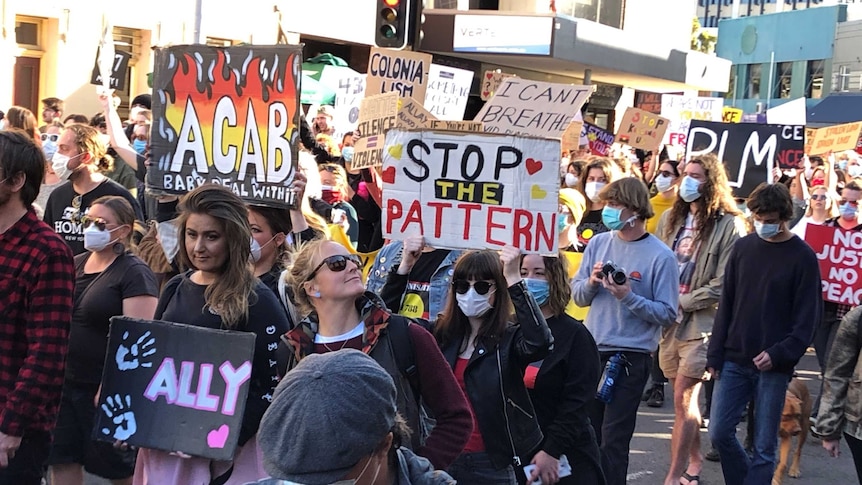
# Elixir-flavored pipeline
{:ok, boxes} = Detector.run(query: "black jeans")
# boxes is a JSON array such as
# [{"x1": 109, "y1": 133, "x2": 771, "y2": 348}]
[
  {"x1": 813, "y1": 309, "x2": 841, "y2": 416},
  {"x1": 585, "y1": 351, "x2": 650, "y2": 485},
  {"x1": 649, "y1": 345, "x2": 667, "y2": 384},
  {"x1": 846, "y1": 433, "x2": 862, "y2": 484},
  {"x1": 0, "y1": 429, "x2": 50, "y2": 485}
]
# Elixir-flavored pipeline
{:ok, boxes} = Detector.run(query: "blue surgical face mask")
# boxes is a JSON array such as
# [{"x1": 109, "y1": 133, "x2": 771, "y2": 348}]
[
  {"x1": 840, "y1": 202, "x2": 858, "y2": 219},
  {"x1": 523, "y1": 278, "x2": 550, "y2": 306},
  {"x1": 557, "y1": 213, "x2": 568, "y2": 234},
  {"x1": 341, "y1": 146, "x2": 354, "y2": 163},
  {"x1": 679, "y1": 176, "x2": 703, "y2": 203},
  {"x1": 42, "y1": 140, "x2": 58, "y2": 162},
  {"x1": 754, "y1": 220, "x2": 781, "y2": 240},
  {"x1": 601, "y1": 206, "x2": 635, "y2": 231},
  {"x1": 850, "y1": 165, "x2": 862, "y2": 178},
  {"x1": 133, "y1": 139, "x2": 147, "y2": 155}
]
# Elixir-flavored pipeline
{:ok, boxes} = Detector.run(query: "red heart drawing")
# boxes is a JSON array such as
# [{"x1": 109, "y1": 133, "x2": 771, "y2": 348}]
[
  {"x1": 381, "y1": 166, "x2": 396, "y2": 184},
  {"x1": 486, "y1": 72, "x2": 493, "y2": 79},
  {"x1": 525, "y1": 158, "x2": 543, "y2": 175}
]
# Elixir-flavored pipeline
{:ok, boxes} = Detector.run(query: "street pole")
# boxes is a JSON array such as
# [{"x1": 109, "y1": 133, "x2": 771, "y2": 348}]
[
  {"x1": 766, "y1": 51, "x2": 775, "y2": 108},
  {"x1": 193, "y1": 0, "x2": 202, "y2": 44}
]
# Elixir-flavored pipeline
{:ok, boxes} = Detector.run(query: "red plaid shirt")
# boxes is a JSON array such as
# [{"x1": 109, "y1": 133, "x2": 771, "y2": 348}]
[{"x1": 0, "y1": 209, "x2": 74, "y2": 436}]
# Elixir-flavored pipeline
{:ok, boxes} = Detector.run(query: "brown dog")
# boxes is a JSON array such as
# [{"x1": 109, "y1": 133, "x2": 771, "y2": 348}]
[{"x1": 772, "y1": 378, "x2": 812, "y2": 485}]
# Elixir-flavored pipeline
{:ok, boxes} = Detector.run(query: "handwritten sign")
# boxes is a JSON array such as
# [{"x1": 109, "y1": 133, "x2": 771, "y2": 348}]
[
  {"x1": 661, "y1": 95, "x2": 723, "y2": 146},
  {"x1": 722, "y1": 107, "x2": 743, "y2": 123},
  {"x1": 582, "y1": 123, "x2": 614, "y2": 156},
  {"x1": 686, "y1": 121, "x2": 803, "y2": 196},
  {"x1": 397, "y1": 97, "x2": 436, "y2": 130},
  {"x1": 806, "y1": 225, "x2": 862, "y2": 305},
  {"x1": 475, "y1": 79, "x2": 593, "y2": 138},
  {"x1": 615, "y1": 108, "x2": 669, "y2": 151},
  {"x1": 562, "y1": 121, "x2": 584, "y2": 153},
  {"x1": 331, "y1": 73, "x2": 366, "y2": 141},
  {"x1": 366, "y1": 47, "x2": 432, "y2": 101},
  {"x1": 481, "y1": 71, "x2": 514, "y2": 101},
  {"x1": 353, "y1": 92, "x2": 399, "y2": 169},
  {"x1": 91, "y1": 47, "x2": 132, "y2": 91},
  {"x1": 424, "y1": 64, "x2": 473, "y2": 121},
  {"x1": 94, "y1": 317, "x2": 255, "y2": 461},
  {"x1": 428, "y1": 120, "x2": 483, "y2": 132},
  {"x1": 381, "y1": 129, "x2": 560, "y2": 254},
  {"x1": 148, "y1": 45, "x2": 301, "y2": 208},
  {"x1": 808, "y1": 122, "x2": 862, "y2": 155}
]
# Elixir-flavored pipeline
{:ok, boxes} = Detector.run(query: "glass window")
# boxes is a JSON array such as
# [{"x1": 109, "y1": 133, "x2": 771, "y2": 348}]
[
  {"x1": 746, "y1": 64, "x2": 762, "y2": 99},
  {"x1": 806, "y1": 60, "x2": 825, "y2": 99},
  {"x1": 774, "y1": 62, "x2": 792, "y2": 99}
]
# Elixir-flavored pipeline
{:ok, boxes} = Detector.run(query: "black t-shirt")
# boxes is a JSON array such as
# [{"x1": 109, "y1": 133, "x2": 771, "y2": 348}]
[
  {"x1": 43, "y1": 179, "x2": 144, "y2": 255},
  {"x1": 155, "y1": 272, "x2": 289, "y2": 445},
  {"x1": 66, "y1": 252, "x2": 159, "y2": 384},
  {"x1": 399, "y1": 249, "x2": 450, "y2": 320},
  {"x1": 576, "y1": 209, "x2": 609, "y2": 252}
]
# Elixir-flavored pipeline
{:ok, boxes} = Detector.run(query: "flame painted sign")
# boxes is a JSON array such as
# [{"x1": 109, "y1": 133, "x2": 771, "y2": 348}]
[{"x1": 148, "y1": 45, "x2": 302, "y2": 208}]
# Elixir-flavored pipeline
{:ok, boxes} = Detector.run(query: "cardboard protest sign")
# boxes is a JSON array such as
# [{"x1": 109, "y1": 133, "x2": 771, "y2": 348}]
[
  {"x1": 94, "y1": 317, "x2": 255, "y2": 461},
  {"x1": 428, "y1": 120, "x2": 483, "y2": 132},
  {"x1": 91, "y1": 47, "x2": 131, "y2": 91},
  {"x1": 148, "y1": 45, "x2": 301, "y2": 208},
  {"x1": 615, "y1": 108, "x2": 669, "y2": 151},
  {"x1": 807, "y1": 122, "x2": 862, "y2": 155},
  {"x1": 722, "y1": 107, "x2": 743, "y2": 123},
  {"x1": 381, "y1": 129, "x2": 560, "y2": 253},
  {"x1": 805, "y1": 127, "x2": 816, "y2": 156},
  {"x1": 661, "y1": 95, "x2": 723, "y2": 146},
  {"x1": 424, "y1": 64, "x2": 473, "y2": 121},
  {"x1": 353, "y1": 92, "x2": 399, "y2": 169},
  {"x1": 366, "y1": 47, "x2": 432, "y2": 101},
  {"x1": 480, "y1": 71, "x2": 514, "y2": 101},
  {"x1": 686, "y1": 121, "x2": 804, "y2": 196},
  {"x1": 806, "y1": 224, "x2": 862, "y2": 306},
  {"x1": 396, "y1": 97, "x2": 436, "y2": 131},
  {"x1": 475, "y1": 79, "x2": 593, "y2": 138},
  {"x1": 582, "y1": 123, "x2": 614, "y2": 156},
  {"x1": 562, "y1": 121, "x2": 584, "y2": 153}
]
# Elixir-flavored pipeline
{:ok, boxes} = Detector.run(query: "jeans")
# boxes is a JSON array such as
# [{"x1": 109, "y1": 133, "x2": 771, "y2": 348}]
[
  {"x1": 585, "y1": 351, "x2": 650, "y2": 485},
  {"x1": 708, "y1": 361, "x2": 790, "y2": 485},
  {"x1": 448, "y1": 452, "x2": 517, "y2": 484},
  {"x1": 0, "y1": 429, "x2": 50, "y2": 485}
]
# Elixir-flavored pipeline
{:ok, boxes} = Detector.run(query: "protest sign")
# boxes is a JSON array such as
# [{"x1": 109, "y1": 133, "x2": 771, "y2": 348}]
[
  {"x1": 634, "y1": 91, "x2": 663, "y2": 114},
  {"x1": 396, "y1": 96, "x2": 436, "y2": 130},
  {"x1": 424, "y1": 64, "x2": 473, "y2": 121},
  {"x1": 722, "y1": 107, "x2": 743, "y2": 123},
  {"x1": 562, "y1": 121, "x2": 584, "y2": 153},
  {"x1": 805, "y1": 224, "x2": 862, "y2": 306},
  {"x1": 147, "y1": 45, "x2": 301, "y2": 208},
  {"x1": 686, "y1": 121, "x2": 804, "y2": 196},
  {"x1": 661, "y1": 95, "x2": 723, "y2": 146},
  {"x1": 94, "y1": 317, "x2": 255, "y2": 461},
  {"x1": 366, "y1": 47, "x2": 432, "y2": 101},
  {"x1": 480, "y1": 71, "x2": 514, "y2": 101},
  {"x1": 475, "y1": 79, "x2": 593, "y2": 138},
  {"x1": 330, "y1": 73, "x2": 366, "y2": 142},
  {"x1": 805, "y1": 127, "x2": 816, "y2": 155},
  {"x1": 766, "y1": 97, "x2": 807, "y2": 126},
  {"x1": 807, "y1": 122, "x2": 862, "y2": 155},
  {"x1": 381, "y1": 129, "x2": 560, "y2": 253},
  {"x1": 428, "y1": 120, "x2": 483, "y2": 132},
  {"x1": 353, "y1": 92, "x2": 399, "y2": 169},
  {"x1": 582, "y1": 123, "x2": 614, "y2": 156},
  {"x1": 615, "y1": 107, "x2": 669, "y2": 151},
  {"x1": 91, "y1": 47, "x2": 131, "y2": 91}
]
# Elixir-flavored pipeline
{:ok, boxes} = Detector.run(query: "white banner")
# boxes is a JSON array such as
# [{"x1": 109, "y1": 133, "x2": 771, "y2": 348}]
[
  {"x1": 424, "y1": 64, "x2": 473, "y2": 121},
  {"x1": 660, "y1": 95, "x2": 723, "y2": 146}
]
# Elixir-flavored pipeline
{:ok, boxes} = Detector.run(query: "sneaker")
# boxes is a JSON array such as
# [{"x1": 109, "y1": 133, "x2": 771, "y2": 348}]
[
  {"x1": 642, "y1": 385, "x2": 653, "y2": 401},
  {"x1": 705, "y1": 448, "x2": 720, "y2": 462},
  {"x1": 646, "y1": 384, "x2": 665, "y2": 407}
]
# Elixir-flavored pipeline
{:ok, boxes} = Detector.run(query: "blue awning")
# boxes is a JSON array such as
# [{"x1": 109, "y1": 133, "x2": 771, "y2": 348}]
[{"x1": 808, "y1": 93, "x2": 862, "y2": 126}]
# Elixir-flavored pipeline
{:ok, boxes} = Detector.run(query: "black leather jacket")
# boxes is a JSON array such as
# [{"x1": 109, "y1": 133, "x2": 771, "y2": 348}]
[{"x1": 438, "y1": 281, "x2": 554, "y2": 470}]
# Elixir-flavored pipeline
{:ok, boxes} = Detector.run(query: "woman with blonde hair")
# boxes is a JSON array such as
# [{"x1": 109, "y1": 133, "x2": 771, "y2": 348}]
[
  {"x1": 791, "y1": 185, "x2": 835, "y2": 240},
  {"x1": 133, "y1": 185, "x2": 289, "y2": 485},
  {"x1": 576, "y1": 157, "x2": 620, "y2": 251}
]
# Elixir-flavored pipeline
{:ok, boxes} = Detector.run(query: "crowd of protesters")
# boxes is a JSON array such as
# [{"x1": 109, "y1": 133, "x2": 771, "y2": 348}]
[{"x1": 1, "y1": 92, "x2": 862, "y2": 485}]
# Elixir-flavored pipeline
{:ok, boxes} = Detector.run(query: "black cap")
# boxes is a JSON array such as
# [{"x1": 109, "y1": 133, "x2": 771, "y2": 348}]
[{"x1": 130, "y1": 93, "x2": 151, "y2": 110}]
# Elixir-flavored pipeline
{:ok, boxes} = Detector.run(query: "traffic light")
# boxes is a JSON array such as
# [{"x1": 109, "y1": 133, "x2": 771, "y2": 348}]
[{"x1": 375, "y1": 0, "x2": 412, "y2": 49}]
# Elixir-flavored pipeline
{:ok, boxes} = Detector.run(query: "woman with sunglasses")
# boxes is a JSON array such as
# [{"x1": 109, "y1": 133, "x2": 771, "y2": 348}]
[
  {"x1": 791, "y1": 185, "x2": 835, "y2": 240},
  {"x1": 133, "y1": 185, "x2": 289, "y2": 485},
  {"x1": 387, "y1": 245, "x2": 554, "y2": 482},
  {"x1": 282, "y1": 238, "x2": 473, "y2": 471},
  {"x1": 48, "y1": 196, "x2": 158, "y2": 485},
  {"x1": 517, "y1": 253, "x2": 603, "y2": 485}
]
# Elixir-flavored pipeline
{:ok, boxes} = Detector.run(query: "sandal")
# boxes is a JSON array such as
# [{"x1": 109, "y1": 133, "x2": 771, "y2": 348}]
[{"x1": 680, "y1": 471, "x2": 700, "y2": 485}]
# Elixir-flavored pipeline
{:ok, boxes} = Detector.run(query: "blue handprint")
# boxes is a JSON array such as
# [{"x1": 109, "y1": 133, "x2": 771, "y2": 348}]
[
  {"x1": 101, "y1": 394, "x2": 137, "y2": 441},
  {"x1": 116, "y1": 330, "x2": 156, "y2": 371}
]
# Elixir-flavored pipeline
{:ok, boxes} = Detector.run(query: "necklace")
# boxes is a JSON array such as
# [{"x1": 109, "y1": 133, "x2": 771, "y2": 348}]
[{"x1": 322, "y1": 339, "x2": 350, "y2": 352}]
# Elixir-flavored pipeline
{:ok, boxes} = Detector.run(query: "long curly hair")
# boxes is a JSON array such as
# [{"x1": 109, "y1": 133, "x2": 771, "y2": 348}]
[
  {"x1": 663, "y1": 154, "x2": 741, "y2": 249},
  {"x1": 177, "y1": 185, "x2": 256, "y2": 328}
]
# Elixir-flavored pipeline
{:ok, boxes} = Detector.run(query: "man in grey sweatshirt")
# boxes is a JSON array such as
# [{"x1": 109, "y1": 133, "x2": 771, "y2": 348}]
[{"x1": 571, "y1": 177, "x2": 679, "y2": 485}]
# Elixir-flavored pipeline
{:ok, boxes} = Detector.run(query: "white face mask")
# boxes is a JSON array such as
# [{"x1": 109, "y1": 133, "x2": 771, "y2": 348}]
[
  {"x1": 456, "y1": 287, "x2": 495, "y2": 318},
  {"x1": 83, "y1": 225, "x2": 121, "y2": 252},
  {"x1": 655, "y1": 174, "x2": 674, "y2": 193},
  {"x1": 158, "y1": 219, "x2": 180, "y2": 263},
  {"x1": 51, "y1": 152, "x2": 84, "y2": 180},
  {"x1": 585, "y1": 181, "x2": 605, "y2": 203},
  {"x1": 249, "y1": 235, "x2": 279, "y2": 264},
  {"x1": 564, "y1": 173, "x2": 578, "y2": 188}
]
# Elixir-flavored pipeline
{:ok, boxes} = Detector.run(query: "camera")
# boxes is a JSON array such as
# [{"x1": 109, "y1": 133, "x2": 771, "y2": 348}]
[{"x1": 601, "y1": 261, "x2": 627, "y2": 285}]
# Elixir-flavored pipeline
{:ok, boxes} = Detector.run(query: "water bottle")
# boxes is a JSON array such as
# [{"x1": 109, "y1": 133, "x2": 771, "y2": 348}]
[{"x1": 596, "y1": 353, "x2": 627, "y2": 404}]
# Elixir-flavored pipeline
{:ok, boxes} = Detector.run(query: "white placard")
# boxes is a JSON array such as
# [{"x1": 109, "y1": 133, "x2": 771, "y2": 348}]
[
  {"x1": 766, "y1": 97, "x2": 807, "y2": 126},
  {"x1": 381, "y1": 129, "x2": 561, "y2": 254},
  {"x1": 424, "y1": 64, "x2": 474, "y2": 121},
  {"x1": 475, "y1": 78, "x2": 593, "y2": 139},
  {"x1": 660, "y1": 95, "x2": 724, "y2": 146}
]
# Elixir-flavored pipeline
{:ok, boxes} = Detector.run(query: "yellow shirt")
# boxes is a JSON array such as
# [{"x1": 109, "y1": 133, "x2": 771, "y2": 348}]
[{"x1": 647, "y1": 192, "x2": 676, "y2": 235}]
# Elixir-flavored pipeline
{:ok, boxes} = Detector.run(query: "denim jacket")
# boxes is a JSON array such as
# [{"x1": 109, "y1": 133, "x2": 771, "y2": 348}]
[{"x1": 365, "y1": 241, "x2": 462, "y2": 319}]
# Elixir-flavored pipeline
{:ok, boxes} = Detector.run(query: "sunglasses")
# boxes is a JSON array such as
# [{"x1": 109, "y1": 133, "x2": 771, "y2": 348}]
[
  {"x1": 810, "y1": 194, "x2": 828, "y2": 201},
  {"x1": 307, "y1": 254, "x2": 362, "y2": 281},
  {"x1": 41, "y1": 133, "x2": 59, "y2": 142},
  {"x1": 80, "y1": 216, "x2": 116, "y2": 231},
  {"x1": 840, "y1": 200, "x2": 859, "y2": 206},
  {"x1": 452, "y1": 280, "x2": 496, "y2": 295}
]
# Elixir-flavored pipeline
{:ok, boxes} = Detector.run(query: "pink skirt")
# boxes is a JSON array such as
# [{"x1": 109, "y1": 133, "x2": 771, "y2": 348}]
[{"x1": 132, "y1": 435, "x2": 269, "y2": 485}]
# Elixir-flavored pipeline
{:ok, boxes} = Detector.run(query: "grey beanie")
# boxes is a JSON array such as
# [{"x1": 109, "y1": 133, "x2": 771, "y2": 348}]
[{"x1": 258, "y1": 349, "x2": 397, "y2": 484}]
